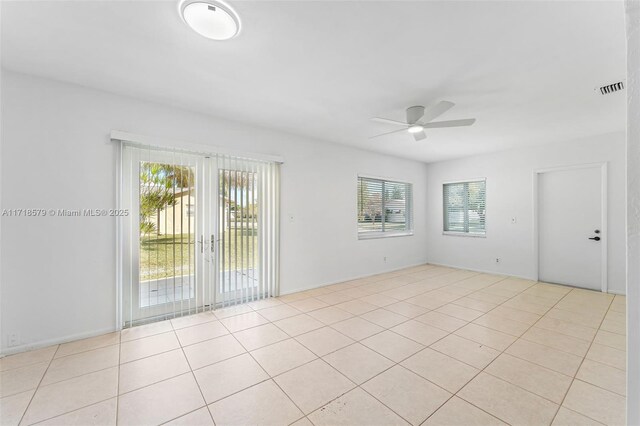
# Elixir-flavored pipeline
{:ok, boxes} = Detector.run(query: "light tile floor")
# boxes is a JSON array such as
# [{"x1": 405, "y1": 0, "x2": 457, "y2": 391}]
[{"x1": 0, "y1": 265, "x2": 627, "y2": 425}]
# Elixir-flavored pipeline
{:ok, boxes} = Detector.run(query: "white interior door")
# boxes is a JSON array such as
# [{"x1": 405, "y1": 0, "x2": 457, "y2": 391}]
[{"x1": 538, "y1": 166, "x2": 604, "y2": 291}]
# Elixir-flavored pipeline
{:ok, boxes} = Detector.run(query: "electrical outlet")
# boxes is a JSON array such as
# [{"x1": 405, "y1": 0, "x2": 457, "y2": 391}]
[
  {"x1": 383, "y1": 256, "x2": 387, "y2": 262},
  {"x1": 495, "y1": 258, "x2": 500, "y2": 263},
  {"x1": 8, "y1": 332, "x2": 20, "y2": 348}
]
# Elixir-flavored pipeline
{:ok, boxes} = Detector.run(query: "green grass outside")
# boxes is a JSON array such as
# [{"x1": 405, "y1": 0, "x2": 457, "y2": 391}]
[
  {"x1": 140, "y1": 228, "x2": 257, "y2": 281},
  {"x1": 357, "y1": 221, "x2": 408, "y2": 232}
]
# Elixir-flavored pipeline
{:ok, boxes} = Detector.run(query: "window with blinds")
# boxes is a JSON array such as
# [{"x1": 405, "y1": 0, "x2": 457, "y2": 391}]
[
  {"x1": 357, "y1": 176, "x2": 413, "y2": 238},
  {"x1": 443, "y1": 179, "x2": 486, "y2": 235}
]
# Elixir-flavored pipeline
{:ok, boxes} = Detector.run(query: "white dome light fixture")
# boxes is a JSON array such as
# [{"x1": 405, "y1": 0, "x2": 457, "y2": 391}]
[
  {"x1": 407, "y1": 125, "x2": 424, "y2": 134},
  {"x1": 180, "y1": 0, "x2": 241, "y2": 41}
]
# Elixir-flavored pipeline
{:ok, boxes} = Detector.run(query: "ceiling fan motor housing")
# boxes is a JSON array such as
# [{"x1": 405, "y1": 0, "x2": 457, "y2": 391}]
[{"x1": 406, "y1": 106, "x2": 425, "y2": 124}]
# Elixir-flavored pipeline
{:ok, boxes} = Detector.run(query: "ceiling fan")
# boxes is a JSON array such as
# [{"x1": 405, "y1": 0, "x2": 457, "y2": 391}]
[{"x1": 370, "y1": 101, "x2": 476, "y2": 141}]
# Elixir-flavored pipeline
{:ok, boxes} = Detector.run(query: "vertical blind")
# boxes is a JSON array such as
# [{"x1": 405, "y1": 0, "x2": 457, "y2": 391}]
[
  {"x1": 357, "y1": 176, "x2": 413, "y2": 236},
  {"x1": 443, "y1": 179, "x2": 486, "y2": 235},
  {"x1": 118, "y1": 142, "x2": 280, "y2": 328},
  {"x1": 216, "y1": 156, "x2": 280, "y2": 309}
]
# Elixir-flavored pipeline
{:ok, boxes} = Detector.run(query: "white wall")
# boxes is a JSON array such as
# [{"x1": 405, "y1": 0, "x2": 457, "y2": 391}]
[
  {"x1": 0, "y1": 69, "x2": 628, "y2": 356},
  {"x1": 0, "y1": 0, "x2": 4, "y2": 362},
  {"x1": 0, "y1": 71, "x2": 429, "y2": 354},
  {"x1": 425, "y1": 132, "x2": 626, "y2": 294},
  {"x1": 625, "y1": 0, "x2": 639, "y2": 422}
]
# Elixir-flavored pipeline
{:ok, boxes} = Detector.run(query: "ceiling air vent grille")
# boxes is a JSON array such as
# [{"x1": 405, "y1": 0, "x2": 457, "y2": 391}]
[{"x1": 599, "y1": 82, "x2": 624, "y2": 95}]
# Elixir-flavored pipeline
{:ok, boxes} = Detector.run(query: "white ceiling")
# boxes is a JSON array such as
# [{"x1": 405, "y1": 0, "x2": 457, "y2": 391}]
[{"x1": 1, "y1": 0, "x2": 627, "y2": 162}]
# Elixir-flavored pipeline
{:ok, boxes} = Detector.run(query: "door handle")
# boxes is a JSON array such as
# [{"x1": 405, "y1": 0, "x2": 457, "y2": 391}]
[{"x1": 589, "y1": 236, "x2": 601, "y2": 241}]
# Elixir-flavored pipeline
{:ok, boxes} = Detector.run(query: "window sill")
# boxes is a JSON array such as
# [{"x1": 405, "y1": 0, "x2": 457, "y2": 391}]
[
  {"x1": 443, "y1": 231, "x2": 486, "y2": 238},
  {"x1": 358, "y1": 232, "x2": 414, "y2": 240}
]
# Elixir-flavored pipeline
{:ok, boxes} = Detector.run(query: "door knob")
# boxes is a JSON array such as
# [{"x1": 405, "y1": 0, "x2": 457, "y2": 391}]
[{"x1": 589, "y1": 236, "x2": 601, "y2": 241}]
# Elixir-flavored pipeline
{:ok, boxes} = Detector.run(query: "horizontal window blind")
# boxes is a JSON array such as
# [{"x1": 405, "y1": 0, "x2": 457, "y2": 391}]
[
  {"x1": 357, "y1": 176, "x2": 413, "y2": 236},
  {"x1": 443, "y1": 179, "x2": 486, "y2": 235}
]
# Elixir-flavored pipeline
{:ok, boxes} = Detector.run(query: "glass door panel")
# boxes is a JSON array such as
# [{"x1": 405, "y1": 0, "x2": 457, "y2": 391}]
[
  {"x1": 122, "y1": 146, "x2": 213, "y2": 326},
  {"x1": 138, "y1": 160, "x2": 196, "y2": 309},
  {"x1": 120, "y1": 144, "x2": 278, "y2": 328},
  {"x1": 217, "y1": 163, "x2": 259, "y2": 305}
]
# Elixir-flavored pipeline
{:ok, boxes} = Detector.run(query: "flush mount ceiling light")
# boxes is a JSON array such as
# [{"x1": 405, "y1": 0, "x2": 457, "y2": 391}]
[
  {"x1": 407, "y1": 125, "x2": 424, "y2": 134},
  {"x1": 180, "y1": 0, "x2": 241, "y2": 40}
]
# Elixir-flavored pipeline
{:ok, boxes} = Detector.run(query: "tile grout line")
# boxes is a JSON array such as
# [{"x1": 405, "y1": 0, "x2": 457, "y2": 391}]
[
  {"x1": 33, "y1": 398, "x2": 119, "y2": 425},
  {"x1": 417, "y1": 277, "x2": 550, "y2": 425},
  {"x1": 302, "y1": 287, "x2": 508, "y2": 425},
  {"x1": 170, "y1": 315, "x2": 217, "y2": 426},
  {"x1": 282, "y1": 357, "x2": 360, "y2": 423},
  {"x1": 38, "y1": 340, "x2": 120, "y2": 362},
  {"x1": 416, "y1": 278, "x2": 542, "y2": 371},
  {"x1": 418, "y1": 280, "x2": 608, "y2": 422},
  {"x1": 114, "y1": 330, "x2": 122, "y2": 425},
  {"x1": 452, "y1": 285, "x2": 575, "y2": 411},
  {"x1": 15, "y1": 344, "x2": 124, "y2": 396},
  {"x1": 199, "y1": 312, "x2": 312, "y2": 424},
  {"x1": 133, "y1": 278, "x2": 616, "y2": 424},
  {"x1": 290, "y1": 274, "x2": 519, "y2": 426},
  {"x1": 548, "y1": 293, "x2": 617, "y2": 426},
  {"x1": 157, "y1": 406, "x2": 213, "y2": 426},
  {"x1": 16, "y1": 343, "x2": 61, "y2": 426},
  {"x1": 277, "y1": 270, "x2": 558, "y2": 425},
  {"x1": 221, "y1": 320, "x2": 311, "y2": 420},
  {"x1": 111, "y1": 287, "x2": 612, "y2": 425},
  {"x1": 6, "y1": 265, "x2": 624, "y2": 425},
  {"x1": 265, "y1": 269, "x2": 463, "y2": 425},
  {"x1": 453, "y1": 285, "x2": 612, "y2": 426}
]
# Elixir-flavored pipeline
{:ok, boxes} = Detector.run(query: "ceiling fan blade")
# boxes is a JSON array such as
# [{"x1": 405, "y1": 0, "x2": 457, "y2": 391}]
[
  {"x1": 413, "y1": 131, "x2": 427, "y2": 141},
  {"x1": 371, "y1": 117, "x2": 409, "y2": 126},
  {"x1": 369, "y1": 127, "x2": 408, "y2": 139},
  {"x1": 420, "y1": 101, "x2": 455, "y2": 124},
  {"x1": 406, "y1": 106, "x2": 425, "y2": 125},
  {"x1": 422, "y1": 118, "x2": 476, "y2": 128}
]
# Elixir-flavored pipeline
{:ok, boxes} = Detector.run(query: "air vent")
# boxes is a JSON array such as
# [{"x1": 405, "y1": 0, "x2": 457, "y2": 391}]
[{"x1": 599, "y1": 82, "x2": 624, "y2": 95}]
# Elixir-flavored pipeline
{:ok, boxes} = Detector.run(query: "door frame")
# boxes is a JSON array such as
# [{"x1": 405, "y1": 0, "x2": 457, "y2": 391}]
[
  {"x1": 533, "y1": 162, "x2": 608, "y2": 292},
  {"x1": 114, "y1": 131, "x2": 283, "y2": 330},
  {"x1": 117, "y1": 144, "x2": 216, "y2": 328}
]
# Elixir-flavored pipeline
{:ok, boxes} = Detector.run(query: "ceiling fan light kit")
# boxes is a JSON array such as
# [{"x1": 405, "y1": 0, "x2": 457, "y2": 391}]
[{"x1": 370, "y1": 101, "x2": 476, "y2": 141}]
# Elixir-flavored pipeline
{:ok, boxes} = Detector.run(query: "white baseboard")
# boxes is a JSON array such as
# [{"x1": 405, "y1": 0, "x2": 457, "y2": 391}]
[
  {"x1": 279, "y1": 260, "x2": 429, "y2": 296},
  {"x1": 2, "y1": 258, "x2": 623, "y2": 357},
  {"x1": 427, "y1": 261, "x2": 627, "y2": 295},
  {"x1": 0, "y1": 326, "x2": 117, "y2": 357},
  {"x1": 425, "y1": 261, "x2": 535, "y2": 281},
  {"x1": 1, "y1": 262, "x2": 429, "y2": 356}
]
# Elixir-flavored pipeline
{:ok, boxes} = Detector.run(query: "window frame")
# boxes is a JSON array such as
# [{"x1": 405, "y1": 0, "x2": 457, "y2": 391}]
[
  {"x1": 357, "y1": 174, "x2": 414, "y2": 240},
  {"x1": 442, "y1": 178, "x2": 487, "y2": 238}
]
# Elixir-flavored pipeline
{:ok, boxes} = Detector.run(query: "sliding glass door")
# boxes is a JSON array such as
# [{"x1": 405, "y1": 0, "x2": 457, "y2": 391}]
[
  {"x1": 218, "y1": 166, "x2": 258, "y2": 304},
  {"x1": 119, "y1": 143, "x2": 279, "y2": 328}
]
